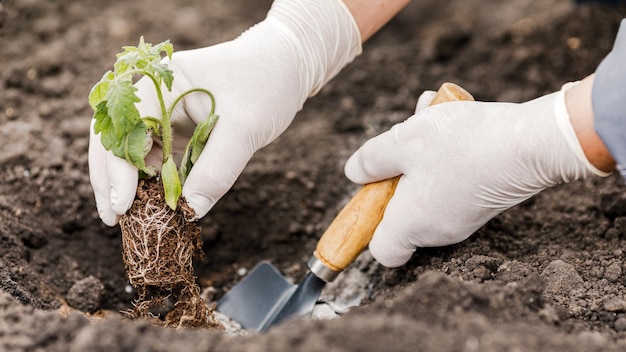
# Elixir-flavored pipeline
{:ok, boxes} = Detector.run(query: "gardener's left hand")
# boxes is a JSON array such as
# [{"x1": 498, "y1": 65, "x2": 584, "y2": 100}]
[{"x1": 89, "y1": 0, "x2": 362, "y2": 226}]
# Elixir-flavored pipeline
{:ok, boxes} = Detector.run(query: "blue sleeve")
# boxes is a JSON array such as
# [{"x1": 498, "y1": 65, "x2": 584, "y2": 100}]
[{"x1": 592, "y1": 19, "x2": 626, "y2": 179}]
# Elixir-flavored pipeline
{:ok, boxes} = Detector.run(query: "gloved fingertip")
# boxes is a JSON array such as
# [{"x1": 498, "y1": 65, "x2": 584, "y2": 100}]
[
  {"x1": 369, "y1": 231, "x2": 415, "y2": 268},
  {"x1": 343, "y1": 152, "x2": 364, "y2": 183},
  {"x1": 370, "y1": 244, "x2": 413, "y2": 268},
  {"x1": 184, "y1": 192, "x2": 214, "y2": 220},
  {"x1": 99, "y1": 209, "x2": 120, "y2": 227},
  {"x1": 110, "y1": 186, "x2": 134, "y2": 216},
  {"x1": 415, "y1": 90, "x2": 437, "y2": 113}
]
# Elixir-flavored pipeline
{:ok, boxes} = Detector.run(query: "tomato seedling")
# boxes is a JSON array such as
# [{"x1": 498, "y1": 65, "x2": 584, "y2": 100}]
[
  {"x1": 88, "y1": 37, "x2": 221, "y2": 329},
  {"x1": 88, "y1": 36, "x2": 218, "y2": 209}
]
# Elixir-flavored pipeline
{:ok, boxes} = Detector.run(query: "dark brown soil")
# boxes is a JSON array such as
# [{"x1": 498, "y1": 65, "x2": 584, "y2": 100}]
[{"x1": 2, "y1": 0, "x2": 626, "y2": 351}]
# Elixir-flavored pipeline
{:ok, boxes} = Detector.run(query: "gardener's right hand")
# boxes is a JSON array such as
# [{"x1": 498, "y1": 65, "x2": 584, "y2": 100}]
[
  {"x1": 89, "y1": 0, "x2": 362, "y2": 226},
  {"x1": 344, "y1": 82, "x2": 611, "y2": 267}
]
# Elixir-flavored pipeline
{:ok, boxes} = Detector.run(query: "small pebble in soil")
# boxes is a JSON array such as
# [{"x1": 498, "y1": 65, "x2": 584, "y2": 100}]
[
  {"x1": 538, "y1": 304, "x2": 561, "y2": 324},
  {"x1": 212, "y1": 310, "x2": 246, "y2": 335},
  {"x1": 614, "y1": 217, "x2": 626, "y2": 235},
  {"x1": 604, "y1": 263, "x2": 622, "y2": 283},
  {"x1": 312, "y1": 303, "x2": 339, "y2": 320},
  {"x1": 614, "y1": 317, "x2": 626, "y2": 331},
  {"x1": 496, "y1": 260, "x2": 534, "y2": 283},
  {"x1": 605, "y1": 228, "x2": 620, "y2": 241},
  {"x1": 600, "y1": 192, "x2": 626, "y2": 218},
  {"x1": 471, "y1": 266, "x2": 491, "y2": 281},
  {"x1": 603, "y1": 297, "x2": 626, "y2": 313},
  {"x1": 65, "y1": 276, "x2": 104, "y2": 313},
  {"x1": 540, "y1": 260, "x2": 584, "y2": 297}
]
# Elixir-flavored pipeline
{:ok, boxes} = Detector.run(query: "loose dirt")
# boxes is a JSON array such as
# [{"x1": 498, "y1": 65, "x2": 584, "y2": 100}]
[{"x1": 1, "y1": 0, "x2": 626, "y2": 351}]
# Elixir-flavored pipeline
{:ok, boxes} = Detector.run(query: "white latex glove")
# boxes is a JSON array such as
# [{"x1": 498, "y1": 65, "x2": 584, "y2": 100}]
[
  {"x1": 344, "y1": 84, "x2": 610, "y2": 267},
  {"x1": 89, "y1": 0, "x2": 362, "y2": 226}
]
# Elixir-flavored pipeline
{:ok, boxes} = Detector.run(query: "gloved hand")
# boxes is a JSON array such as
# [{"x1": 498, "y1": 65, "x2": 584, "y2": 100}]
[
  {"x1": 89, "y1": 0, "x2": 362, "y2": 226},
  {"x1": 344, "y1": 83, "x2": 610, "y2": 267}
]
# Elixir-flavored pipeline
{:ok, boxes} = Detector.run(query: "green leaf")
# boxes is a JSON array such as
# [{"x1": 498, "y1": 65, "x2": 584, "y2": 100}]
[
  {"x1": 106, "y1": 79, "x2": 140, "y2": 138},
  {"x1": 93, "y1": 101, "x2": 111, "y2": 135},
  {"x1": 154, "y1": 40, "x2": 173, "y2": 60},
  {"x1": 162, "y1": 156, "x2": 182, "y2": 210},
  {"x1": 114, "y1": 50, "x2": 140, "y2": 74},
  {"x1": 150, "y1": 62, "x2": 174, "y2": 91},
  {"x1": 93, "y1": 101, "x2": 124, "y2": 158},
  {"x1": 124, "y1": 121, "x2": 156, "y2": 177},
  {"x1": 88, "y1": 71, "x2": 114, "y2": 110},
  {"x1": 179, "y1": 113, "x2": 219, "y2": 184},
  {"x1": 178, "y1": 148, "x2": 193, "y2": 186},
  {"x1": 141, "y1": 116, "x2": 162, "y2": 137},
  {"x1": 191, "y1": 113, "x2": 218, "y2": 163},
  {"x1": 138, "y1": 36, "x2": 161, "y2": 63}
]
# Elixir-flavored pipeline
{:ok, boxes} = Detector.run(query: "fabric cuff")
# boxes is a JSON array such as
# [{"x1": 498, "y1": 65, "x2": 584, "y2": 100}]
[{"x1": 592, "y1": 19, "x2": 626, "y2": 179}]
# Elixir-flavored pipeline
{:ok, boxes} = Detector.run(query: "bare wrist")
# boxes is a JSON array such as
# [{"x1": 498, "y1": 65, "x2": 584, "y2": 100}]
[
  {"x1": 343, "y1": 0, "x2": 410, "y2": 41},
  {"x1": 565, "y1": 75, "x2": 616, "y2": 173}
]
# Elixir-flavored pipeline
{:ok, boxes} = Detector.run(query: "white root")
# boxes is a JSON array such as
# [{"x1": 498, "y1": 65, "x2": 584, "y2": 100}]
[
  {"x1": 119, "y1": 180, "x2": 218, "y2": 329},
  {"x1": 121, "y1": 199, "x2": 194, "y2": 287}
]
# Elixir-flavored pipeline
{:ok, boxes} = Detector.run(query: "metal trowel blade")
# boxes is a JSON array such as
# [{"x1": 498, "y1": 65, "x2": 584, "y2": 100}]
[{"x1": 216, "y1": 261, "x2": 325, "y2": 332}]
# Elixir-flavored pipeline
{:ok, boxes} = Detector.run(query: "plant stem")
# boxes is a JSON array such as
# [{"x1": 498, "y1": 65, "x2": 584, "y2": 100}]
[
  {"x1": 168, "y1": 88, "x2": 217, "y2": 116},
  {"x1": 144, "y1": 73, "x2": 172, "y2": 162},
  {"x1": 164, "y1": 88, "x2": 216, "y2": 169},
  {"x1": 120, "y1": 71, "x2": 217, "y2": 171}
]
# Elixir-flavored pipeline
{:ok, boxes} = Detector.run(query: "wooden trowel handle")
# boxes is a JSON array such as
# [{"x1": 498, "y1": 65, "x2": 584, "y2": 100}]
[{"x1": 310, "y1": 82, "x2": 474, "y2": 280}]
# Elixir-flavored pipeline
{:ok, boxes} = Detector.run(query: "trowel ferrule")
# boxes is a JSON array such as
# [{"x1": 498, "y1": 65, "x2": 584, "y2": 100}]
[{"x1": 307, "y1": 255, "x2": 341, "y2": 282}]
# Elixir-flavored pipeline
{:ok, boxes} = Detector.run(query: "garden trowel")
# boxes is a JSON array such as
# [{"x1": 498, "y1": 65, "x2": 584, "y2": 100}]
[{"x1": 216, "y1": 82, "x2": 474, "y2": 332}]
